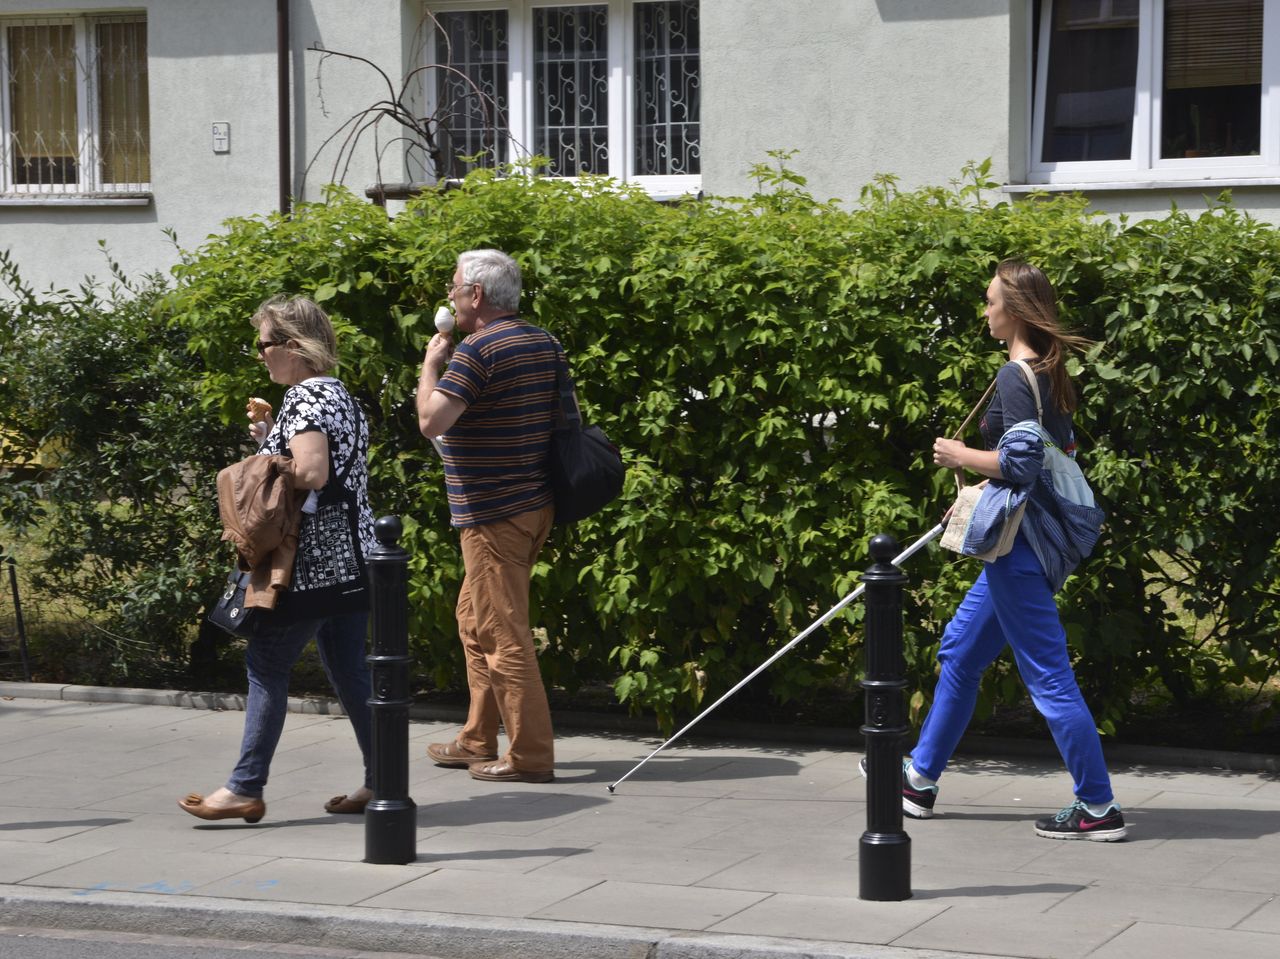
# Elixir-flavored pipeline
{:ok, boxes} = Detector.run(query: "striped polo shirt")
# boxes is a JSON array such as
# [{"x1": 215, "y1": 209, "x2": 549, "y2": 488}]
[{"x1": 434, "y1": 316, "x2": 563, "y2": 527}]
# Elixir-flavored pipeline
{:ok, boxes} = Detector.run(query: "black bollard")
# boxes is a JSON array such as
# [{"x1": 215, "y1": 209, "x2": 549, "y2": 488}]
[
  {"x1": 364, "y1": 515, "x2": 417, "y2": 864},
  {"x1": 858, "y1": 533, "x2": 911, "y2": 901}
]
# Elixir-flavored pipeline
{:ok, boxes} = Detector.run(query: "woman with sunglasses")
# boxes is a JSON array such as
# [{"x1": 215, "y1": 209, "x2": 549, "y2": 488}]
[{"x1": 179, "y1": 295, "x2": 375, "y2": 823}]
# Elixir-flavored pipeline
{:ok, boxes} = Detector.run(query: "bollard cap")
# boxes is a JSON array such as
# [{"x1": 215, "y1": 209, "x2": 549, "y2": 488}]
[
  {"x1": 869, "y1": 533, "x2": 899, "y2": 563},
  {"x1": 374, "y1": 515, "x2": 403, "y2": 546}
]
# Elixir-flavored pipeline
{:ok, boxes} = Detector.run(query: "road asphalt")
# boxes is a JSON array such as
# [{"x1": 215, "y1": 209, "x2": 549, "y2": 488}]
[{"x1": 0, "y1": 681, "x2": 1276, "y2": 959}]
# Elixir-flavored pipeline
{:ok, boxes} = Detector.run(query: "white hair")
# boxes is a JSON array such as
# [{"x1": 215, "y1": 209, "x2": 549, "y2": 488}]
[{"x1": 458, "y1": 249, "x2": 521, "y2": 313}]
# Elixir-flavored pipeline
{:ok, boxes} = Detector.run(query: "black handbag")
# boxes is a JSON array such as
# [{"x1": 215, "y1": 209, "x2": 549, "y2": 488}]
[
  {"x1": 549, "y1": 356, "x2": 625, "y2": 524},
  {"x1": 207, "y1": 568, "x2": 258, "y2": 636}
]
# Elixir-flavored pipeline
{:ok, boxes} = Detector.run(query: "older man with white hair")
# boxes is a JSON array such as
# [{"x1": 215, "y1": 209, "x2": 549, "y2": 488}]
[{"x1": 416, "y1": 248, "x2": 565, "y2": 783}]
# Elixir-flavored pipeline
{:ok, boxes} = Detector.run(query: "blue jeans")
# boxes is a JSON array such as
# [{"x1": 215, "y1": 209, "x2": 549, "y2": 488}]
[
  {"x1": 226, "y1": 610, "x2": 372, "y2": 799},
  {"x1": 911, "y1": 534, "x2": 1114, "y2": 805}
]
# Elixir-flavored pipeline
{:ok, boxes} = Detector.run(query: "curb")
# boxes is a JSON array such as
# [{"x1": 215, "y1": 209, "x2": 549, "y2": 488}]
[
  {"x1": 0, "y1": 887, "x2": 1008, "y2": 959},
  {"x1": 2, "y1": 680, "x2": 1276, "y2": 773}
]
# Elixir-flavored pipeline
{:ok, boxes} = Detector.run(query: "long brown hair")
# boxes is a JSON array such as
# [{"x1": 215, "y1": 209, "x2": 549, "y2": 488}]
[{"x1": 995, "y1": 259, "x2": 1091, "y2": 414}]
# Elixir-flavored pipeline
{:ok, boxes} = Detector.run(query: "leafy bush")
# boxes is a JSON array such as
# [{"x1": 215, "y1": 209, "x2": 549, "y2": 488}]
[
  {"x1": 5, "y1": 159, "x2": 1278, "y2": 739},
  {"x1": 0, "y1": 248, "x2": 243, "y2": 684}
]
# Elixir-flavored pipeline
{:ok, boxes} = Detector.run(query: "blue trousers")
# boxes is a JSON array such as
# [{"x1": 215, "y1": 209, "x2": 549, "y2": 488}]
[
  {"x1": 911, "y1": 534, "x2": 1114, "y2": 805},
  {"x1": 226, "y1": 610, "x2": 372, "y2": 799}
]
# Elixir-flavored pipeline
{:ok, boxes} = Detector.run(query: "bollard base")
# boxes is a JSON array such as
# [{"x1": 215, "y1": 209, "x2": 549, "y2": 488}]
[
  {"x1": 858, "y1": 831, "x2": 912, "y2": 901},
  {"x1": 364, "y1": 799, "x2": 418, "y2": 865}
]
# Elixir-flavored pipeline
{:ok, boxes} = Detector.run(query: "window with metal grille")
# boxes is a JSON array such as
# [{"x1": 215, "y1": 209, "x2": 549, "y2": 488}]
[
  {"x1": 428, "y1": 1, "x2": 700, "y2": 194},
  {"x1": 1, "y1": 13, "x2": 150, "y2": 196}
]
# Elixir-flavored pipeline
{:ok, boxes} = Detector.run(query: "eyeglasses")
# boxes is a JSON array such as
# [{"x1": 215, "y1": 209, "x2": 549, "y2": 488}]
[
  {"x1": 445, "y1": 281, "x2": 477, "y2": 298},
  {"x1": 256, "y1": 338, "x2": 287, "y2": 355}
]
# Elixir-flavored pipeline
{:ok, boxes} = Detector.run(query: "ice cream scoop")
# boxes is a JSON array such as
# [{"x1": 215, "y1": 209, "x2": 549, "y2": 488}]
[{"x1": 434, "y1": 306, "x2": 455, "y2": 334}]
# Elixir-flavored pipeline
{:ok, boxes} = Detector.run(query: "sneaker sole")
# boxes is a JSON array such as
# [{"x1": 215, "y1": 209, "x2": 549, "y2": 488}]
[
  {"x1": 904, "y1": 798, "x2": 934, "y2": 819},
  {"x1": 1034, "y1": 825, "x2": 1127, "y2": 841}
]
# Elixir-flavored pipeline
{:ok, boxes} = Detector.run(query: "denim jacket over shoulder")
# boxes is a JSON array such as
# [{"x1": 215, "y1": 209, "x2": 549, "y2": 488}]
[{"x1": 960, "y1": 420, "x2": 1105, "y2": 592}]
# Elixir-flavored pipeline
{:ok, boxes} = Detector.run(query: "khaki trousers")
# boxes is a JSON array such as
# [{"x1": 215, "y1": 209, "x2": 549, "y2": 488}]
[{"x1": 455, "y1": 504, "x2": 556, "y2": 772}]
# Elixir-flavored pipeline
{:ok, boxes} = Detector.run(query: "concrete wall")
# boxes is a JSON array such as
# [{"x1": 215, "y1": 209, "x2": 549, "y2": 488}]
[
  {"x1": 4, "y1": 0, "x2": 1275, "y2": 294},
  {"x1": 700, "y1": 0, "x2": 1014, "y2": 203},
  {"x1": 701, "y1": 0, "x2": 1280, "y2": 225},
  {"x1": 0, "y1": 0, "x2": 412, "y2": 293}
]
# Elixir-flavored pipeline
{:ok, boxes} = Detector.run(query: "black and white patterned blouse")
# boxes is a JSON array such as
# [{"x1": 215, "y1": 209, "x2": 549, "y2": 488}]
[{"x1": 258, "y1": 376, "x2": 375, "y2": 557}]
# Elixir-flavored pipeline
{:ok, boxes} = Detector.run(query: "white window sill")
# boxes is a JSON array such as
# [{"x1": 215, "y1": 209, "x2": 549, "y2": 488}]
[
  {"x1": 1005, "y1": 178, "x2": 1280, "y2": 194},
  {"x1": 0, "y1": 193, "x2": 153, "y2": 207}
]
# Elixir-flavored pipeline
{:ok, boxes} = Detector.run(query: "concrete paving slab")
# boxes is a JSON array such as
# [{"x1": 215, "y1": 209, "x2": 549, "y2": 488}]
[
  {"x1": 0, "y1": 688, "x2": 1277, "y2": 959},
  {"x1": 694, "y1": 850, "x2": 867, "y2": 898},
  {"x1": 0, "y1": 805, "x2": 131, "y2": 843},
  {"x1": 359, "y1": 867, "x2": 601, "y2": 918},
  {"x1": 192, "y1": 858, "x2": 425, "y2": 906},
  {"x1": 20, "y1": 846, "x2": 274, "y2": 896},
  {"x1": 706, "y1": 891, "x2": 948, "y2": 945},
  {"x1": 1198, "y1": 855, "x2": 1280, "y2": 894},
  {"x1": 892, "y1": 906, "x2": 1132, "y2": 959},
  {"x1": 1047, "y1": 878, "x2": 1269, "y2": 928},
  {"x1": 1238, "y1": 895, "x2": 1280, "y2": 934},
  {"x1": 0, "y1": 839, "x2": 117, "y2": 884},
  {"x1": 1087, "y1": 921, "x2": 1280, "y2": 959},
  {"x1": 533, "y1": 838, "x2": 754, "y2": 885},
  {"x1": 531, "y1": 878, "x2": 770, "y2": 930},
  {"x1": 413, "y1": 830, "x2": 598, "y2": 874}
]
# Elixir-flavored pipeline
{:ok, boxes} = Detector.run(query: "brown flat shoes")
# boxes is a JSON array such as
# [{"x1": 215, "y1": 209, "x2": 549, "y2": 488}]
[
  {"x1": 426, "y1": 740, "x2": 498, "y2": 768},
  {"x1": 178, "y1": 793, "x2": 265, "y2": 823},
  {"x1": 469, "y1": 760, "x2": 554, "y2": 783},
  {"x1": 324, "y1": 793, "x2": 370, "y2": 815}
]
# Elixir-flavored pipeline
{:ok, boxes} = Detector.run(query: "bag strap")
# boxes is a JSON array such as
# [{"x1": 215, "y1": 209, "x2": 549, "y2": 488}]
[
  {"x1": 546, "y1": 332, "x2": 580, "y2": 429},
  {"x1": 950, "y1": 375, "x2": 998, "y2": 494},
  {"x1": 1011, "y1": 358, "x2": 1044, "y2": 424}
]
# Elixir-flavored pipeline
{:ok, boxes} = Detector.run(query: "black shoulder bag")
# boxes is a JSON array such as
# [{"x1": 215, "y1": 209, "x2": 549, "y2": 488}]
[{"x1": 548, "y1": 353, "x2": 625, "y2": 524}]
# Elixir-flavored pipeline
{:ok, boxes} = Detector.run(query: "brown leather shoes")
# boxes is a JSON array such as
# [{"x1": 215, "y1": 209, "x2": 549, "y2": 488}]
[
  {"x1": 178, "y1": 793, "x2": 265, "y2": 823},
  {"x1": 324, "y1": 793, "x2": 370, "y2": 815},
  {"x1": 427, "y1": 740, "x2": 498, "y2": 768},
  {"x1": 469, "y1": 760, "x2": 554, "y2": 783}
]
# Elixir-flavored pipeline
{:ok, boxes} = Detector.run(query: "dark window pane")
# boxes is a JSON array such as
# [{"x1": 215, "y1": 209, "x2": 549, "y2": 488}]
[
  {"x1": 1161, "y1": 0, "x2": 1261, "y2": 159},
  {"x1": 1040, "y1": 0, "x2": 1139, "y2": 162}
]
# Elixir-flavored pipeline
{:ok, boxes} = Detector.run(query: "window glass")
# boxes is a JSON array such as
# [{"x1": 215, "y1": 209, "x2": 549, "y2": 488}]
[
  {"x1": 634, "y1": 0, "x2": 700, "y2": 176},
  {"x1": 8, "y1": 23, "x2": 78, "y2": 186},
  {"x1": 533, "y1": 4, "x2": 609, "y2": 175},
  {"x1": 434, "y1": 9, "x2": 509, "y2": 178},
  {"x1": 96, "y1": 19, "x2": 149, "y2": 184},
  {"x1": 1040, "y1": 0, "x2": 1140, "y2": 162},
  {"x1": 1161, "y1": 0, "x2": 1262, "y2": 159}
]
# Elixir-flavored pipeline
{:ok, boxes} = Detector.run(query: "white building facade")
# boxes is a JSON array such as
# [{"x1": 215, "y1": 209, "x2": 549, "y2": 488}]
[{"x1": 2, "y1": 1, "x2": 1276, "y2": 292}]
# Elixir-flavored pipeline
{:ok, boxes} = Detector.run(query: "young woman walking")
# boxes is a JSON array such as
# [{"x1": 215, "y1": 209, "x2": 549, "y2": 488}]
[{"x1": 908, "y1": 259, "x2": 1124, "y2": 841}]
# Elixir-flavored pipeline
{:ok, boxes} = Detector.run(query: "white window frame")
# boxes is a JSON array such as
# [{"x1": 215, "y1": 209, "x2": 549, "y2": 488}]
[
  {"x1": 0, "y1": 13, "x2": 150, "y2": 197},
  {"x1": 424, "y1": 0, "x2": 701, "y2": 197},
  {"x1": 1028, "y1": 0, "x2": 1280, "y2": 185}
]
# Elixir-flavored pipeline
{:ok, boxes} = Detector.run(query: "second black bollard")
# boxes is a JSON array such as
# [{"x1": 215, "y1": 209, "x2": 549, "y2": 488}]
[
  {"x1": 858, "y1": 533, "x2": 911, "y2": 900},
  {"x1": 364, "y1": 515, "x2": 417, "y2": 864}
]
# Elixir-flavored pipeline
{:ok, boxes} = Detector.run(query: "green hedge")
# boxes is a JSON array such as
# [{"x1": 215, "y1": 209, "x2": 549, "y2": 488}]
[{"x1": 6, "y1": 158, "x2": 1278, "y2": 734}]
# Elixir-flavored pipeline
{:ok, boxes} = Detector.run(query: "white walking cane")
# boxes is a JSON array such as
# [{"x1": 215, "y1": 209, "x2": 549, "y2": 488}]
[{"x1": 607, "y1": 523, "x2": 946, "y2": 793}]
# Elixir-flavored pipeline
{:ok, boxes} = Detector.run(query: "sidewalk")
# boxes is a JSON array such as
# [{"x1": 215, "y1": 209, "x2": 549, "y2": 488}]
[{"x1": 0, "y1": 683, "x2": 1277, "y2": 959}]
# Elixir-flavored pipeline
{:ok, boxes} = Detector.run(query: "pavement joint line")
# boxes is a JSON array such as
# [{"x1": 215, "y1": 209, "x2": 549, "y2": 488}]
[
  {"x1": 0, "y1": 887, "x2": 1021, "y2": 959},
  {"x1": 1, "y1": 680, "x2": 1275, "y2": 773}
]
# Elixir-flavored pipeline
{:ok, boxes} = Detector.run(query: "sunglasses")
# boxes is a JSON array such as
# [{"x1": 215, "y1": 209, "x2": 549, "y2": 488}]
[{"x1": 256, "y1": 338, "x2": 287, "y2": 355}]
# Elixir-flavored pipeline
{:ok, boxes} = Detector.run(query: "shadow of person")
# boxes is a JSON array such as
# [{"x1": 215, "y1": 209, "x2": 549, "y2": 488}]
[
  {"x1": 913, "y1": 881, "x2": 1086, "y2": 899},
  {"x1": 551, "y1": 754, "x2": 804, "y2": 786}
]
